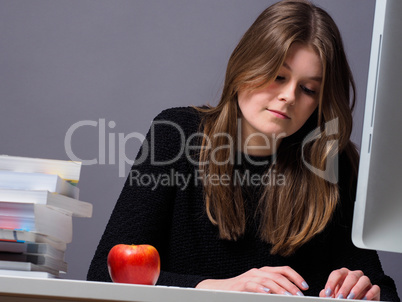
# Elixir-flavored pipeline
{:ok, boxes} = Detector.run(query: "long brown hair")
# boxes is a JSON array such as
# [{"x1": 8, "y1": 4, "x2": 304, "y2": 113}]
[{"x1": 195, "y1": 0, "x2": 359, "y2": 256}]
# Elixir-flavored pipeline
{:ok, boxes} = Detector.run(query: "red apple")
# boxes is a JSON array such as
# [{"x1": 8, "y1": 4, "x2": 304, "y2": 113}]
[{"x1": 107, "y1": 244, "x2": 160, "y2": 285}]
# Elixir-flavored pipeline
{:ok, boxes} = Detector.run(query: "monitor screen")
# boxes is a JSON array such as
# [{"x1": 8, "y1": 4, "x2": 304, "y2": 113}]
[{"x1": 352, "y1": 0, "x2": 402, "y2": 253}]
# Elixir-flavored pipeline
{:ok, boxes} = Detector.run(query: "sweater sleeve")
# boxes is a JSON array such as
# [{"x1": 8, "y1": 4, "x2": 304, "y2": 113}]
[
  {"x1": 86, "y1": 107, "x2": 208, "y2": 287},
  {"x1": 328, "y1": 153, "x2": 400, "y2": 302}
]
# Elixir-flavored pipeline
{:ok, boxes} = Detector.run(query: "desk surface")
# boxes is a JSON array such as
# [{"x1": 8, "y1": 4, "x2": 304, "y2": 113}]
[{"x1": 0, "y1": 276, "x2": 346, "y2": 302}]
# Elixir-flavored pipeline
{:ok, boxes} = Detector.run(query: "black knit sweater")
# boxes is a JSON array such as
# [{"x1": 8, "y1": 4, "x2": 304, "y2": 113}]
[{"x1": 87, "y1": 107, "x2": 399, "y2": 301}]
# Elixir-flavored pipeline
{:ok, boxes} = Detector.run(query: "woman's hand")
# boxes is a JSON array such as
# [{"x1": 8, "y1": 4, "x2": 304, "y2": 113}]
[
  {"x1": 319, "y1": 268, "x2": 380, "y2": 300},
  {"x1": 196, "y1": 266, "x2": 309, "y2": 296}
]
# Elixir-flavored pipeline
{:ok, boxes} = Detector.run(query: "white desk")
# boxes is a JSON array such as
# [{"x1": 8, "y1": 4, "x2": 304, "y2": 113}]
[{"x1": 0, "y1": 276, "x2": 343, "y2": 302}]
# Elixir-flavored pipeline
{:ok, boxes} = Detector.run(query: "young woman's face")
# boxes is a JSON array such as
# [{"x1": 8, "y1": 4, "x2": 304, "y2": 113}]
[{"x1": 238, "y1": 43, "x2": 322, "y2": 155}]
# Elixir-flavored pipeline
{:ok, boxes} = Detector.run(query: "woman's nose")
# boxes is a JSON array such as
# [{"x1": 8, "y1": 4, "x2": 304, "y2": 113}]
[{"x1": 277, "y1": 82, "x2": 296, "y2": 105}]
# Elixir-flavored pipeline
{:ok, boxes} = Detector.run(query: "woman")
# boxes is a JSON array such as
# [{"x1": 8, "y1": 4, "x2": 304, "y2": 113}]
[{"x1": 87, "y1": 1, "x2": 399, "y2": 301}]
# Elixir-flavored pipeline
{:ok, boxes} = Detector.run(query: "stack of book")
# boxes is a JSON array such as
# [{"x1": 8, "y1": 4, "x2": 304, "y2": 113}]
[{"x1": 0, "y1": 155, "x2": 92, "y2": 278}]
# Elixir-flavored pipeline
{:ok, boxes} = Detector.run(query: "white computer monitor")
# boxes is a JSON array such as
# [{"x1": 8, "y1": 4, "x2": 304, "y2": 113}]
[{"x1": 352, "y1": 0, "x2": 402, "y2": 253}]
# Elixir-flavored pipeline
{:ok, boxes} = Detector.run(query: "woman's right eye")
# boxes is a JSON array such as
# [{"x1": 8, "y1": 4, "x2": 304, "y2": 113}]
[{"x1": 275, "y1": 75, "x2": 285, "y2": 81}]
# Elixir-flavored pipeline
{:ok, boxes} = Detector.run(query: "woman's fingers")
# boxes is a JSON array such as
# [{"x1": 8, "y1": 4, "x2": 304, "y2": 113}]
[
  {"x1": 196, "y1": 266, "x2": 308, "y2": 296},
  {"x1": 323, "y1": 268, "x2": 354, "y2": 297},
  {"x1": 322, "y1": 268, "x2": 381, "y2": 300},
  {"x1": 259, "y1": 266, "x2": 309, "y2": 296},
  {"x1": 363, "y1": 284, "x2": 381, "y2": 301},
  {"x1": 334, "y1": 269, "x2": 365, "y2": 298},
  {"x1": 240, "y1": 279, "x2": 272, "y2": 294}
]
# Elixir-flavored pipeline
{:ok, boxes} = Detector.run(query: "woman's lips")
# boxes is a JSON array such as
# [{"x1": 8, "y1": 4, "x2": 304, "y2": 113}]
[{"x1": 267, "y1": 109, "x2": 290, "y2": 119}]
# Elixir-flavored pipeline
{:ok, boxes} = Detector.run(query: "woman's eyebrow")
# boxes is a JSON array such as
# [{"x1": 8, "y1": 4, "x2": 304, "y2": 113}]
[{"x1": 283, "y1": 62, "x2": 322, "y2": 83}]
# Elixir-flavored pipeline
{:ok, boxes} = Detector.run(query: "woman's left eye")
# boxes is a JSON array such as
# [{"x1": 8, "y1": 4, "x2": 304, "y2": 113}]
[{"x1": 300, "y1": 85, "x2": 316, "y2": 95}]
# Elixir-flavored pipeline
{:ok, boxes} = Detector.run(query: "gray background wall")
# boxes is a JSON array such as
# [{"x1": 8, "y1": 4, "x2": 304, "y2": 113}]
[{"x1": 0, "y1": 0, "x2": 400, "y2": 297}]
